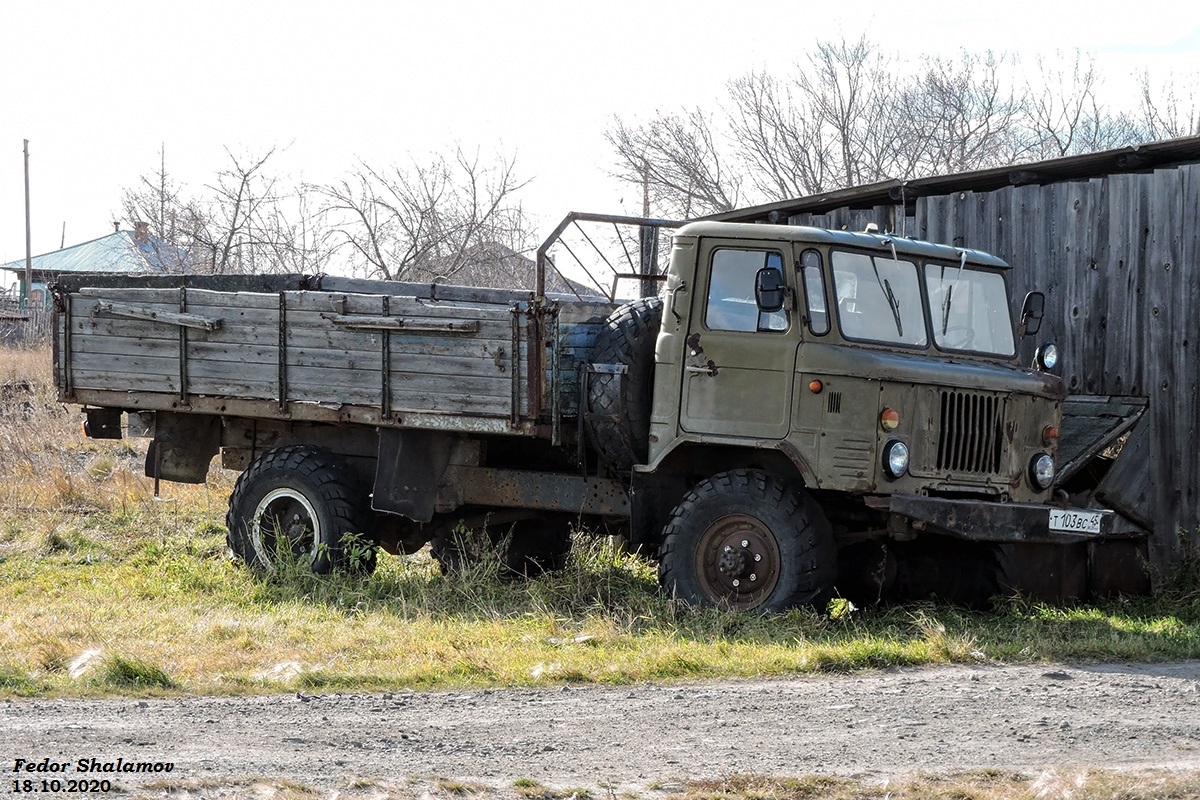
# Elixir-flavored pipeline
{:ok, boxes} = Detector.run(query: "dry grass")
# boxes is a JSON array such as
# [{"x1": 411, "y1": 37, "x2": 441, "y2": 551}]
[
  {"x1": 130, "y1": 770, "x2": 1200, "y2": 800},
  {"x1": 672, "y1": 770, "x2": 1200, "y2": 800}
]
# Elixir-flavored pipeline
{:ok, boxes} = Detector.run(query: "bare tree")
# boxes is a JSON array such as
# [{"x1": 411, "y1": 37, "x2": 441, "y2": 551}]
[
  {"x1": 904, "y1": 49, "x2": 1027, "y2": 174},
  {"x1": 318, "y1": 146, "x2": 533, "y2": 283},
  {"x1": 610, "y1": 37, "x2": 1200, "y2": 220},
  {"x1": 606, "y1": 109, "x2": 740, "y2": 219},
  {"x1": 795, "y1": 37, "x2": 908, "y2": 188},
  {"x1": 1027, "y1": 51, "x2": 1141, "y2": 158},
  {"x1": 727, "y1": 70, "x2": 830, "y2": 199},
  {"x1": 192, "y1": 147, "x2": 292, "y2": 274},
  {"x1": 611, "y1": 39, "x2": 1028, "y2": 217},
  {"x1": 120, "y1": 146, "x2": 204, "y2": 271},
  {"x1": 1139, "y1": 70, "x2": 1200, "y2": 140},
  {"x1": 122, "y1": 146, "x2": 327, "y2": 275}
]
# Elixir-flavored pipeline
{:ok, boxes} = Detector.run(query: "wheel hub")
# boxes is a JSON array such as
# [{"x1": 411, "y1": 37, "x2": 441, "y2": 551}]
[
  {"x1": 695, "y1": 515, "x2": 781, "y2": 610},
  {"x1": 717, "y1": 545, "x2": 750, "y2": 578}
]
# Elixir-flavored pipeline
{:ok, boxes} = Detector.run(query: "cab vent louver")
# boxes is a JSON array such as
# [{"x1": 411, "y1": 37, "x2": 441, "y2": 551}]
[{"x1": 827, "y1": 392, "x2": 842, "y2": 414}]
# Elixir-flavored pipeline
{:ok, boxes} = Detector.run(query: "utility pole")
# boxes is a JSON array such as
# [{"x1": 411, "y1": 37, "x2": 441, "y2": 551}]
[
  {"x1": 638, "y1": 157, "x2": 657, "y2": 299},
  {"x1": 23, "y1": 139, "x2": 32, "y2": 309}
]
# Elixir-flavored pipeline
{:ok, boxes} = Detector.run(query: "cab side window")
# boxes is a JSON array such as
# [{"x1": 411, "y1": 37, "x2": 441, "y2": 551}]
[
  {"x1": 799, "y1": 248, "x2": 829, "y2": 335},
  {"x1": 706, "y1": 249, "x2": 788, "y2": 333}
]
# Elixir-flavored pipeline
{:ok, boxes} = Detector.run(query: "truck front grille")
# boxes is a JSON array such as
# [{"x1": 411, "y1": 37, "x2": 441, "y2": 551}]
[{"x1": 936, "y1": 391, "x2": 1004, "y2": 474}]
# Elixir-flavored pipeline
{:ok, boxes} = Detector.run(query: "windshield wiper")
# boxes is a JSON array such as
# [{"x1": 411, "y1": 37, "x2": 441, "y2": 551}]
[
  {"x1": 941, "y1": 250, "x2": 968, "y2": 335},
  {"x1": 883, "y1": 277, "x2": 903, "y2": 337},
  {"x1": 875, "y1": 240, "x2": 904, "y2": 337}
]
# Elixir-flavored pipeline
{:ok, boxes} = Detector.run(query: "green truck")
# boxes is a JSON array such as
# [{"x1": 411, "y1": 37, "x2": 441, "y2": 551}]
[{"x1": 53, "y1": 213, "x2": 1143, "y2": 610}]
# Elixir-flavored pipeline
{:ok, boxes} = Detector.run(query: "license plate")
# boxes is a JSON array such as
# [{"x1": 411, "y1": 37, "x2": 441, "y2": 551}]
[{"x1": 1048, "y1": 508, "x2": 1103, "y2": 534}]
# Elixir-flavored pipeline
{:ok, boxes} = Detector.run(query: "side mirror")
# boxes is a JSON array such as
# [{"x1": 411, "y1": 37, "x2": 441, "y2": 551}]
[
  {"x1": 755, "y1": 268, "x2": 786, "y2": 313},
  {"x1": 1019, "y1": 291, "x2": 1044, "y2": 337}
]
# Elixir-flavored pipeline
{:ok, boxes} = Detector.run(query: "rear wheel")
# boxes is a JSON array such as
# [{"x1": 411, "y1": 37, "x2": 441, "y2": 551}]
[
  {"x1": 226, "y1": 445, "x2": 375, "y2": 574},
  {"x1": 658, "y1": 470, "x2": 835, "y2": 612}
]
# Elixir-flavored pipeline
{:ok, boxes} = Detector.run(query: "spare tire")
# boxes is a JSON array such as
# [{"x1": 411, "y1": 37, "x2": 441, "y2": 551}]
[{"x1": 586, "y1": 296, "x2": 663, "y2": 471}]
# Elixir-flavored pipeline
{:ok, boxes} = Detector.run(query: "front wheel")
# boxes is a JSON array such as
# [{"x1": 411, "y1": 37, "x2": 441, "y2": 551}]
[
  {"x1": 226, "y1": 445, "x2": 375, "y2": 574},
  {"x1": 658, "y1": 470, "x2": 835, "y2": 612}
]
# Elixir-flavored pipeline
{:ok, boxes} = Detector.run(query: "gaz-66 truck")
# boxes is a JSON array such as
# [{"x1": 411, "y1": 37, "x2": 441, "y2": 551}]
[{"x1": 52, "y1": 213, "x2": 1138, "y2": 611}]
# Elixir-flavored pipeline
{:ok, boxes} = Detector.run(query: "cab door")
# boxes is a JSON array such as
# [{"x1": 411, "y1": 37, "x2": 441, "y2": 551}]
[{"x1": 679, "y1": 239, "x2": 799, "y2": 439}]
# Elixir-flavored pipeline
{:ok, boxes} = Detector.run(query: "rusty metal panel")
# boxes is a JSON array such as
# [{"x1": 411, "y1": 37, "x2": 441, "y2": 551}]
[
  {"x1": 1056, "y1": 394, "x2": 1147, "y2": 484},
  {"x1": 998, "y1": 542, "x2": 1089, "y2": 604},
  {"x1": 450, "y1": 465, "x2": 630, "y2": 517}
]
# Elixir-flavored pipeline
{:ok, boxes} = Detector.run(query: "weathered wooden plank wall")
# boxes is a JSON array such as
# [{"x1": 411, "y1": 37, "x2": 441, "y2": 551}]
[
  {"x1": 797, "y1": 166, "x2": 1199, "y2": 574},
  {"x1": 785, "y1": 164, "x2": 1200, "y2": 573},
  {"x1": 789, "y1": 205, "x2": 900, "y2": 236}
]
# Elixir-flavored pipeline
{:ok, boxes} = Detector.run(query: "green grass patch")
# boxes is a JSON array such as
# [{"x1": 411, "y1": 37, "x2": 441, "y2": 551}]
[
  {"x1": 95, "y1": 654, "x2": 176, "y2": 690},
  {"x1": 2, "y1": 491, "x2": 1200, "y2": 698}
]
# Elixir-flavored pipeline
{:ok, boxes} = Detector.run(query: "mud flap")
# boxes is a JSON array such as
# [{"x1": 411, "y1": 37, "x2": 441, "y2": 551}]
[
  {"x1": 372, "y1": 428, "x2": 455, "y2": 523},
  {"x1": 145, "y1": 412, "x2": 221, "y2": 484}
]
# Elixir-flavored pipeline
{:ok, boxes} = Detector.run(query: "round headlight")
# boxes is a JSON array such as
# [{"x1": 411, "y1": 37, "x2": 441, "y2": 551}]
[
  {"x1": 1036, "y1": 343, "x2": 1059, "y2": 372},
  {"x1": 1030, "y1": 452, "x2": 1055, "y2": 490},
  {"x1": 883, "y1": 440, "x2": 910, "y2": 479}
]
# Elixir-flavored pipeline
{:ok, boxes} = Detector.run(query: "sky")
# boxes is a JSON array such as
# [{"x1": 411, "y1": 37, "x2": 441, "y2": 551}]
[{"x1": 3, "y1": 0, "x2": 1200, "y2": 280}]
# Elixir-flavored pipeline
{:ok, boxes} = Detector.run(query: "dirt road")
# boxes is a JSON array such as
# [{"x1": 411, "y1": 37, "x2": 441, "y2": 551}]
[{"x1": 3, "y1": 661, "x2": 1199, "y2": 796}]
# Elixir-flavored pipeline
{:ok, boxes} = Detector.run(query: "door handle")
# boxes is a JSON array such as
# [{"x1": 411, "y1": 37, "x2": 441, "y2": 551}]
[
  {"x1": 670, "y1": 280, "x2": 688, "y2": 321},
  {"x1": 685, "y1": 360, "x2": 719, "y2": 377}
]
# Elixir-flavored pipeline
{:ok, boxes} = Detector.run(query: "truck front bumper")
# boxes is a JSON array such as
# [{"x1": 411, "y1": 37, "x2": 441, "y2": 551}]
[{"x1": 875, "y1": 495, "x2": 1145, "y2": 544}]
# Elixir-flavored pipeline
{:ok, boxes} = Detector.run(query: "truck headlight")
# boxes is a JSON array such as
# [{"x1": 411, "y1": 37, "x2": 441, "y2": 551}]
[
  {"x1": 1030, "y1": 453, "x2": 1055, "y2": 490},
  {"x1": 883, "y1": 440, "x2": 909, "y2": 479},
  {"x1": 1035, "y1": 343, "x2": 1059, "y2": 372}
]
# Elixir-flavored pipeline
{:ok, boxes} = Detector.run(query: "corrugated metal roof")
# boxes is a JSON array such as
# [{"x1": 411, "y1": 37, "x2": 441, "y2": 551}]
[
  {"x1": 0, "y1": 231, "x2": 181, "y2": 276},
  {"x1": 709, "y1": 135, "x2": 1200, "y2": 223}
]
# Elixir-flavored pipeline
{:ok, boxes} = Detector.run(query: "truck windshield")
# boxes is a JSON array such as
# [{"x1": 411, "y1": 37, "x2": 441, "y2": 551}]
[
  {"x1": 923, "y1": 263, "x2": 1015, "y2": 356},
  {"x1": 832, "y1": 251, "x2": 927, "y2": 347}
]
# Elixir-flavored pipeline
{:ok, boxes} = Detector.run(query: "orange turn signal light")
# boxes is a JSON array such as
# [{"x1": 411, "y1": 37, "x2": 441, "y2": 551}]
[
  {"x1": 880, "y1": 407, "x2": 900, "y2": 431},
  {"x1": 808, "y1": 380, "x2": 823, "y2": 394},
  {"x1": 1042, "y1": 425, "x2": 1060, "y2": 445}
]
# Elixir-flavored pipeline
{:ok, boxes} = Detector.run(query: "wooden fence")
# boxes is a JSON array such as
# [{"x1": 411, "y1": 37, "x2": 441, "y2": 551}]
[{"x1": 0, "y1": 308, "x2": 52, "y2": 345}]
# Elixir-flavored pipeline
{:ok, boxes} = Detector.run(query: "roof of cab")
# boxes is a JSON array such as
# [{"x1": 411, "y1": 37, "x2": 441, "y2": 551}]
[{"x1": 675, "y1": 220, "x2": 1010, "y2": 269}]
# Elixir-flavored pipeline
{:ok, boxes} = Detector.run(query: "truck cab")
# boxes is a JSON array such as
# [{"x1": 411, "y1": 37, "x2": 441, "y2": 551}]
[{"x1": 617, "y1": 221, "x2": 1089, "y2": 610}]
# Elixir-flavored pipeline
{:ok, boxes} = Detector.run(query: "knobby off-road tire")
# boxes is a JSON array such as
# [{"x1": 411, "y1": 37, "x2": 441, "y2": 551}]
[
  {"x1": 430, "y1": 514, "x2": 572, "y2": 579},
  {"x1": 586, "y1": 296, "x2": 663, "y2": 471},
  {"x1": 226, "y1": 445, "x2": 376, "y2": 575},
  {"x1": 658, "y1": 469, "x2": 836, "y2": 612}
]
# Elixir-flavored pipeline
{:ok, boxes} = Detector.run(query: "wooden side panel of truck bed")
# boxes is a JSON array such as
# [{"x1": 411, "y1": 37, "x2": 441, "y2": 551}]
[{"x1": 57, "y1": 277, "x2": 617, "y2": 435}]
